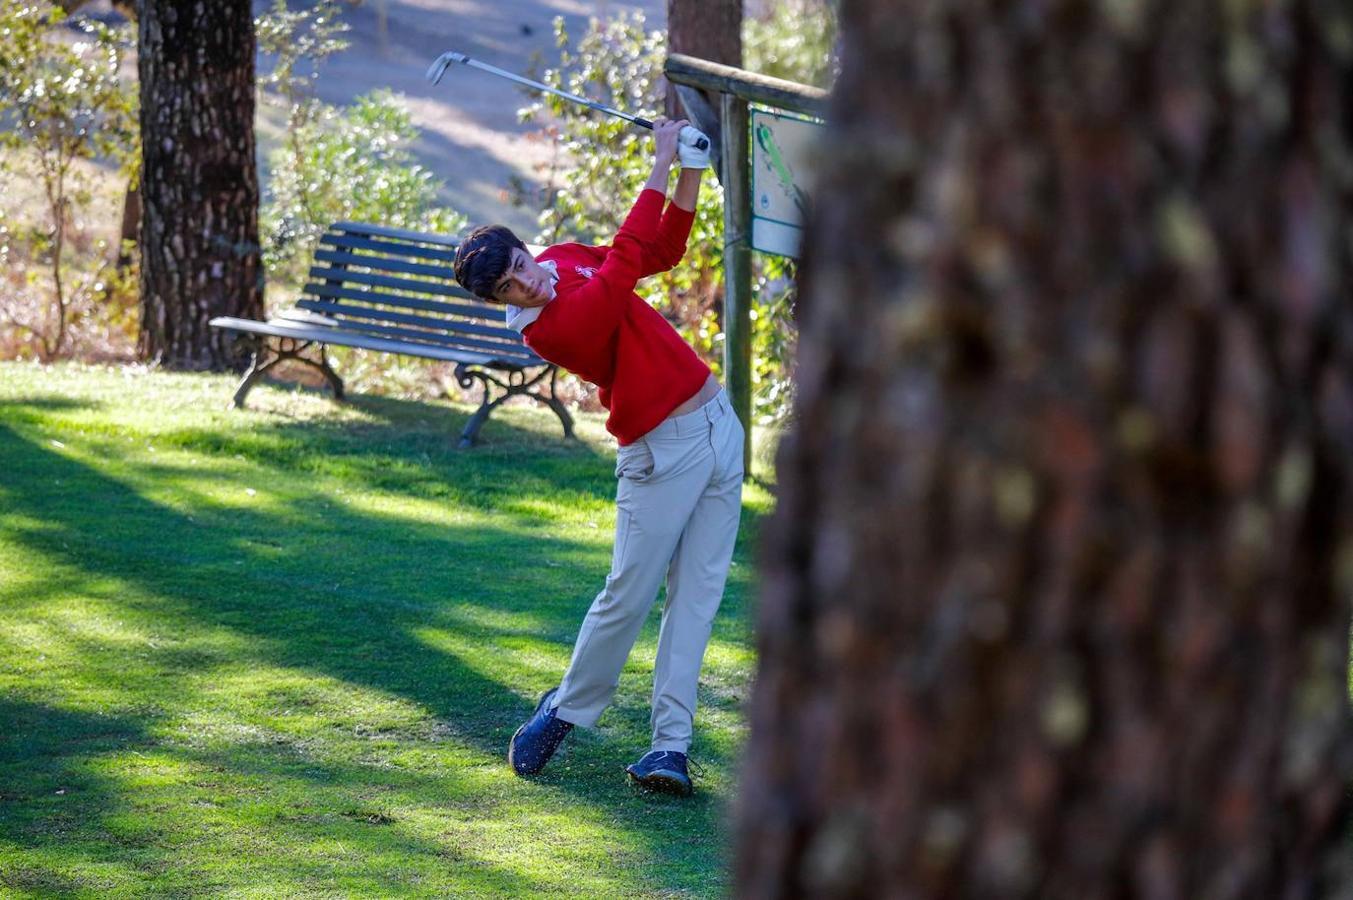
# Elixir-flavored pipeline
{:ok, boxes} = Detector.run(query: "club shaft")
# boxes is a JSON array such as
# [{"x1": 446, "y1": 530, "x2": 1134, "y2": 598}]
[{"x1": 459, "y1": 57, "x2": 652, "y2": 130}]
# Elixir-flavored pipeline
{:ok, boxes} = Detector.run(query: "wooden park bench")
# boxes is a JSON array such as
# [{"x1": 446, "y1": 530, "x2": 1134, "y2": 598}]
[{"x1": 209, "y1": 221, "x2": 573, "y2": 448}]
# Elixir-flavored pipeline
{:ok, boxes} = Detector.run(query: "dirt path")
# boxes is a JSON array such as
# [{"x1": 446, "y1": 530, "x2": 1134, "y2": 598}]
[{"x1": 305, "y1": 0, "x2": 664, "y2": 237}]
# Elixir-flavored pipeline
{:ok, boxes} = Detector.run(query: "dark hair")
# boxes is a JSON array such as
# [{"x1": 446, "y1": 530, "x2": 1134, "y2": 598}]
[{"x1": 453, "y1": 225, "x2": 526, "y2": 302}]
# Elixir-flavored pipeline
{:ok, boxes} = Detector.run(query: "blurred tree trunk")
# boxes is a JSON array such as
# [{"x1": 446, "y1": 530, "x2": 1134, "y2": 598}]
[
  {"x1": 137, "y1": 0, "x2": 261, "y2": 370},
  {"x1": 737, "y1": 1, "x2": 1353, "y2": 897},
  {"x1": 666, "y1": 0, "x2": 741, "y2": 117}
]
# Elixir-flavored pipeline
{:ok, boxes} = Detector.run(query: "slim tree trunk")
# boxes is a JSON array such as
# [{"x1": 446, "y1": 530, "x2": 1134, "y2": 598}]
[
  {"x1": 46, "y1": 181, "x2": 67, "y2": 360},
  {"x1": 137, "y1": 0, "x2": 261, "y2": 370},
  {"x1": 116, "y1": 179, "x2": 139, "y2": 272},
  {"x1": 737, "y1": 1, "x2": 1353, "y2": 897}
]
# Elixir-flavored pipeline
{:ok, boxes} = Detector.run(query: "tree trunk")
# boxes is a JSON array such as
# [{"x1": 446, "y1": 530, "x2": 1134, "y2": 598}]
[
  {"x1": 116, "y1": 179, "x2": 139, "y2": 272},
  {"x1": 137, "y1": 0, "x2": 261, "y2": 370},
  {"x1": 666, "y1": 0, "x2": 741, "y2": 117},
  {"x1": 737, "y1": 1, "x2": 1353, "y2": 897}
]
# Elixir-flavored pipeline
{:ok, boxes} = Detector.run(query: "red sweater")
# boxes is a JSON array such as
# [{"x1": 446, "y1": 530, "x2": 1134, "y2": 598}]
[{"x1": 520, "y1": 189, "x2": 712, "y2": 445}]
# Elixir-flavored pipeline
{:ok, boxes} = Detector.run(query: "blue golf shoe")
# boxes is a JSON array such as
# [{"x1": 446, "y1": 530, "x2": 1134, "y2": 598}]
[
  {"x1": 508, "y1": 688, "x2": 573, "y2": 776},
  {"x1": 625, "y1": 750, "x2": 693, "y2": 796}
]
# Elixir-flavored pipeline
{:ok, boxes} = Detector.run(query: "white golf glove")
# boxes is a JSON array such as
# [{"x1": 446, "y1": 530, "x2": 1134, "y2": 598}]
[{"x1": 678, "y1": 126, "x2": 711, "y2": 169}]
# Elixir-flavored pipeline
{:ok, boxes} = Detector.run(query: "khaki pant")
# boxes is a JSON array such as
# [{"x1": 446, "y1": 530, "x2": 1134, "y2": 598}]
[{"x1": 554, "y1": 389, "x2": 744, "y2": 753}]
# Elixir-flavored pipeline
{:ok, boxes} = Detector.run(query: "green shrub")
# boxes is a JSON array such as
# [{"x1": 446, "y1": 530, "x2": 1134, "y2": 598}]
[
  {"x1": 259, "y1": 90, "x2": 466, "y2": 285},
  {"x1": 0, "y1": 2, "x2": 137, "y2": 360},
  {"x1": 256, "y1": 0, "x2": 465, "y2": 287},
  {"x1": 744, "y1": 0, "x2": 839, "y2": 89}
]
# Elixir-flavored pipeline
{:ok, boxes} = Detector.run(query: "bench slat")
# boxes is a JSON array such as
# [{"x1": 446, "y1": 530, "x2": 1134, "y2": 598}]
[
  {"x1": 296, "y1": 297, "x2": 521, "y2": 342},
  {"x1": 299, "y1": 317, "x2": 540, "y2": 365},
  {"x1": 314, "y1": 248, "x2": 458, "y2": 281},
  {"x1": 331, "y1": 221, "x2": 460, "y2": 247},
  {"x1": 208, "y1": 316, "x2": 526, "y2": 368},
  {"x1": 318, "y1": 232, "x2": 459, "y2": 264},
  {"x1": 296, "y1": 300, "x2": 540, "y2": 362},
  {"x1": 307, "y1": 265, "x2": 479, "y2": 300},
  {"x1": 300, "y1": 281, "x2": 506, "y2": 323}
]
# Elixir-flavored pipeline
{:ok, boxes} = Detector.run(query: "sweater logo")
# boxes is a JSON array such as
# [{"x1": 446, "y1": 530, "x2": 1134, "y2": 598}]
[{"x1": 575, "y1": 265, "x2": 596, "y2": 279}]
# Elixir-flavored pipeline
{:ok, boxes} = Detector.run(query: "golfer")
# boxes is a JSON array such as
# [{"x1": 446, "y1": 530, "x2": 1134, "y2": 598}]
[{"x1": 452, "y1": 118, "x2": 741, "y2": 796}]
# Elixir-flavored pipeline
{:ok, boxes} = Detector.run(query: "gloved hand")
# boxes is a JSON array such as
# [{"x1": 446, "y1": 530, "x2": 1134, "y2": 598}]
[{"x1": 677, "y1": 126, "x2": 711, "y2": 169}]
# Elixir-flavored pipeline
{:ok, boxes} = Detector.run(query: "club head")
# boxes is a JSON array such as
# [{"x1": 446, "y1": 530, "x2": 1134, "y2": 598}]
[{"x1": 425, "y1": 51, "x2": 469, "y2": 86}]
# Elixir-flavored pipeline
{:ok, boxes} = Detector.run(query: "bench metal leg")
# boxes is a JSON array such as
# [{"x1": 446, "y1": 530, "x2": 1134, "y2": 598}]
[
  {"x1": 458, "y1": 392, "x2": 506, "y2": 449},
  {"x1": 537, "y1": 367, "x2": 575, "y2": 440},
  {"x1": 233, "y1": 348, "x2": 278, "y2": 407},
  {"x1": 230, "y1": 336, "x2": 345, "y2": 408},
  {"x1": 454, "y1": 363, "x2": 574, "y2": 448}
]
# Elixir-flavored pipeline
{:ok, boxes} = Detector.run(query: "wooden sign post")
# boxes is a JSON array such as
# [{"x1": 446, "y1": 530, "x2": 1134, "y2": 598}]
[{"x1": 664, "y1": 54, "x2": 827, "y2": 470}]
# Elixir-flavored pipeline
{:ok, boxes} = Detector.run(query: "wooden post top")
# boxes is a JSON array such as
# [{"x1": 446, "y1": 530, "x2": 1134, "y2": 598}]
[{"x1": 664, "y1": 53, "x2": 829, "y2": 117}]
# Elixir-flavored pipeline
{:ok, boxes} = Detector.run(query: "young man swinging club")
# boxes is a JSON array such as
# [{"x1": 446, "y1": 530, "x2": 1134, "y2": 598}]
[{"x1": 452, "y1": 118, "x2": 742, "y2": 796}]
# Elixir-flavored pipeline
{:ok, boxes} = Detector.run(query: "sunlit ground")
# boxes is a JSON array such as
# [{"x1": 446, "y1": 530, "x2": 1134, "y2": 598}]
[{"x1": 0, "y1": 361, "x2": 772, "y2": 897}]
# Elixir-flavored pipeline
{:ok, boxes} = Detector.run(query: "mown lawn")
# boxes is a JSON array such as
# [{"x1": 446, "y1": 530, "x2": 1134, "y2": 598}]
[{"x1": 0, "y1": 361, "x2": 773, "y2": 898}]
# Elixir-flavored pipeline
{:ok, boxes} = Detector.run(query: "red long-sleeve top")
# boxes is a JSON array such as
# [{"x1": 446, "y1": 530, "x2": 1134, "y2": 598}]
[{"x1": 518, "y1": 189, "x2": 711, "y2": 445}]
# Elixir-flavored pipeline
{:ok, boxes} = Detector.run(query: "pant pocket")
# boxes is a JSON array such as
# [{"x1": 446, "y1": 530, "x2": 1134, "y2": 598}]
[
  {"x1": 720, "y1": 414, "x2": 746, "y2": 482},
  {"x1": 615, "y1": 438, "x2": 657, "y2": 482}
]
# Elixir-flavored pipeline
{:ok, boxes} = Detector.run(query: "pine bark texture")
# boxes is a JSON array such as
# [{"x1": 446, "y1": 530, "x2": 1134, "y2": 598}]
[
  {"x1": 668, "y1": 0, "x2": 741, "y2": 65},
  {"x1": 737, "y1": 1, "x2": 1353, "y2": 898},
  {"x1": 666, "y1": 0, "x2": 742, "y2": 115},
  {"x1": 138, "y1": 0, "x2": 261, "y2": 370}
]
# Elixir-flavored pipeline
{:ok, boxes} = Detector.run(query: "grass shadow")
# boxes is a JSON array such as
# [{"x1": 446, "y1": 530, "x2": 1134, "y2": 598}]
[
  {"x1": 165, "y1": 383, "x2": 620, "y2": 509},
  {"x1": 0, "y1": 699, "x2": 546, "y2": 896},
  {"x1": 0, "y1": 404, "x2": 762, "y2": 894}
]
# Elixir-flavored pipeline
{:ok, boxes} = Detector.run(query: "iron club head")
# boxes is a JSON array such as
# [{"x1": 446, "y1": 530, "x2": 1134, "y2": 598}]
[{"x1": 425, "y1": 51, "x2": 469, "y2": 85}]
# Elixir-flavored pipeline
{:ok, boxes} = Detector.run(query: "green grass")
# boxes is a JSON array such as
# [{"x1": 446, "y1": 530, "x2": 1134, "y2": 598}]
[{"x1": 0, "y1": 361, "x2": 773, "y2": 898}]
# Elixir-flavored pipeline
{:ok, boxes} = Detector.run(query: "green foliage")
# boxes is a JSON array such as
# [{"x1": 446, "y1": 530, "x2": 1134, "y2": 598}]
[
  {"x1": 0, "y1": 1, "x2": 137, "y2": 360},
  {"x1": 750, "y1": 254, "x2": 799, "y2": 425},
  {"x1": 520, "y1": 10, "x2": 823, "y2": 426},
  {"x1": 255, "y1": 0, "x2": 351, "y2": 104},
  {"x1": 256, "y1": 0, "x2": 464, "y2": 286},
  {"x1": 259, "y1": 91, "x2": 465, "y2": 284},
  {"x1": 744, "y1": 0, "x2": 840, "y2": 89},
  {"x1": 0, "y1": 4, "x2": 137, "y2": 171}
]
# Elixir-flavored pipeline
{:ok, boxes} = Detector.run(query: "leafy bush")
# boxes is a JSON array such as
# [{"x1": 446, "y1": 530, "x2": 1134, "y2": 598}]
[
  {"x1": 744, "y1": 0, "x2": 839, "y2": 89},
  {"x1": 256, "y1": 0, "x2": 464, "y2": 287},
  {"x1": 259, "y1": 90, "x2": 465, "y2": 285},
  {"x1": 0, "y1": 2, "x2": 137, "y2": 360}
]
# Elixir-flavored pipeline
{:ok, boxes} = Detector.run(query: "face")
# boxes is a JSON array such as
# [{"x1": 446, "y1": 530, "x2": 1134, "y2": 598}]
[{"x1": 491, "y1": 248, "x2": 554, "y2": 307}]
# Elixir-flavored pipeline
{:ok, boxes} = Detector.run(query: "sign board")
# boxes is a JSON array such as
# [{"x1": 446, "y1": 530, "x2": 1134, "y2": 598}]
[{"x1": 749, "y1": 108, "x2": 822, "y2": 258}]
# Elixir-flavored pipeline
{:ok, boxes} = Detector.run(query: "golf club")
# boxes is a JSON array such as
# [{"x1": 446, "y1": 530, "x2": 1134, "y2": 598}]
[{"x1": 426, "y1": 51, "x2": 710, "y2": 152}]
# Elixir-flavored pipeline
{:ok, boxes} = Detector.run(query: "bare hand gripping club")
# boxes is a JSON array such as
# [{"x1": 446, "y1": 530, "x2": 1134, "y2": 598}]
[{"x1": 426, "y1": 50, "x2": 710, "y2": 152}]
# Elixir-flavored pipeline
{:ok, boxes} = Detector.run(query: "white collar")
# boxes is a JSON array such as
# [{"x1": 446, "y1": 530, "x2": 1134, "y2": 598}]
[{"x1": 505, "y1": 258, "x2": 559, "y2": 333}]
